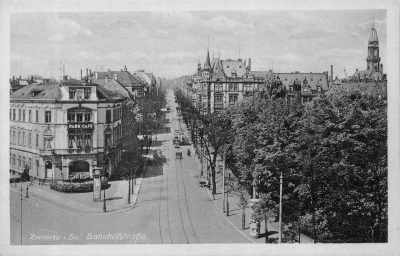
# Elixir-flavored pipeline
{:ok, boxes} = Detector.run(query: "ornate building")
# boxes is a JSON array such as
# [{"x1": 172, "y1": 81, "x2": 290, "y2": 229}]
[
  {"x1": 352, "y1": 19, "x2": 385, "y2": 81},
  {"x1": 10, "y1": 78, "x2": 124, "y2": 182}
]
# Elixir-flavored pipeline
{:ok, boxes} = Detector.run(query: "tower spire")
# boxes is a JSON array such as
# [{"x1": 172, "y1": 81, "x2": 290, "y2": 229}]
[{"x1": 204, "y1": 36, "x2": 211, "y2": 70}]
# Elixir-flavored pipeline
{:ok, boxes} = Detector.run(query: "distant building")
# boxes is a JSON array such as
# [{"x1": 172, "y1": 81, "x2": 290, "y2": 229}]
[
  {"x1": 190, "y1": 48, "x2": 329, "y2": 113},
  {"x1": 351, "y1": 19, "x2": 385, "y2": 82},
  {"x1": 10, "y1": 79, "x2": 124, "y2": 182}
]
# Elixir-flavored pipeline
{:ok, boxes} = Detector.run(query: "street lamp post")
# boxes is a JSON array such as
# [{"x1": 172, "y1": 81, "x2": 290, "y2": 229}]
[
  {"x1": 227, "y1": 173, "x2": 230, "y2": 216},
  {"x1": 103, "y1": 176, "x2": 106, "y2": 212},
  {"x1": 222, "y1": 153, "x2": 226, "y2": 213},
  {"x1": 279, "y1": 171, "x2": 283, "y2": 244}
]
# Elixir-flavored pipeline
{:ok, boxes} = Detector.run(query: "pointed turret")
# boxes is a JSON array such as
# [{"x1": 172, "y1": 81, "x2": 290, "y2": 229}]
[
  {"x1": 204, "y1": 48, "x2": 211, "y2": 70},
  {"x1": 369, "y1": 18, "x2": 379, "y2": 43}
]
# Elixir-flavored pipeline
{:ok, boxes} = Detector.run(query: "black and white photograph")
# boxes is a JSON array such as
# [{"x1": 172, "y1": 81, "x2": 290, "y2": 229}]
[{"x1": 1, "y1": 0, "x2": 399, "y2": 256}]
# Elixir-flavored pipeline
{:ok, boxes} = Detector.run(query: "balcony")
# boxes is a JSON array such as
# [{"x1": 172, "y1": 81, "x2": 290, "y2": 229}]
[{"x1": 68, "y1": 146, "x2": 93, "y2": 154}]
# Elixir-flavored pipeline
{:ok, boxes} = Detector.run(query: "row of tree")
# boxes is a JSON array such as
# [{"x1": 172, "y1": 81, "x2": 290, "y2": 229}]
[{"x1": 173, "y1": 80, "x2": 387, "y2": 243}]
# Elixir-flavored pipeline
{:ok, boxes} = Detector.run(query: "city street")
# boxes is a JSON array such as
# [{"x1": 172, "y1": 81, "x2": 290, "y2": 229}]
[{"x1": 10, "y1": 89, "x2": 250, "y2": 244}]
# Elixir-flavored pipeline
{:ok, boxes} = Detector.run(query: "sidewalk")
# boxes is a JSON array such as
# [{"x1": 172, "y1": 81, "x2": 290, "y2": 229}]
[{"x1": 10, "y1": 171, "x2": 146, "y2": 215}]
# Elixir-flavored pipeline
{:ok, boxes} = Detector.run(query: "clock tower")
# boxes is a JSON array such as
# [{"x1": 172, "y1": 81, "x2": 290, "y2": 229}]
[{"x1": 366, "y1": 18, "x2": 380, "y2": 71}]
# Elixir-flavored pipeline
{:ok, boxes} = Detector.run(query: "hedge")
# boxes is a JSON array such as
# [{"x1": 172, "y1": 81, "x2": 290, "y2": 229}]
[{"x1": 50, "y1": 179, "x2": 110, "y2": 193}]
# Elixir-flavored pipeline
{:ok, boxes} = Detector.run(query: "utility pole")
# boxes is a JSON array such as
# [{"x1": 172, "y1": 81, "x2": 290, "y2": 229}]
[{"x1": 279, "y1": 171, "x2": 283, "y2": 244}]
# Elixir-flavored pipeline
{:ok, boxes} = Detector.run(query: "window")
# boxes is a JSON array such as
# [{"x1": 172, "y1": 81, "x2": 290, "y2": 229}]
[
  {"x1": 244, "y1": 84, "x2": 253, "y2": 91},
  {"x1": 76, "y1": 135, "x2": 83, "y2": 148},
  {"x1": 36, "y1": 110, "x2": 39, "y2": 123},
  {"x1": 28, "y1": 158, "x2": 32, "y2": 170},
  {"x1": 19, "y1": 109, "x2": 21, "y2": 121},
  {"x1": 229, "y1": 84, "x2": 238, "y2": 91},
  {"x1": 13, "y1": 155, "x2": 15, "y2": 166},
  {"x1": 215, "y1": 84, "x2": 222, "y2": 91},
  {"x1": 106, "y1": 110, "x2": 111, "y2": 123},
  {"x1": 22, "y1": 132, "x2": 25, "y2": 146},
  {"x1": 45, "y1": 138, "x2": 52, "y2": 149},
  {"x1": 18, "y1": 156, "x2": 21, "y2": 168},
  {"x1": 289, "y1": 86, "x2": 294, "y2": 91},
  {"x1": 137, "y1": 88, "x2": 143, "y2": 97},
  {"x1": 10, "y1": 109, "x2": 11, "y2": 120},
  {"x1": 36, "y1": 134, "x2": 39, "y2": 147},
  {"x1": 45, "y1": 111, "x2": 51, "y2": 123},
  {"x1": 13, "y1": 109, "x2": 16, "y2": 120},
  {"x1": 23, "y1": 110, "x2": 26, "y2": 121},
  {"x1": 229, "y1": 95, "x2": 238, "y2": 104},
  {"x1": 13, "y1": 131, "x2": 16, "y2": 144},
  {"x1": 69, "y1": 88, "x2": 76, "y2": 99},
  {"x1": 214, "y1": 95, "x2": 223, "y2": 104},
  {"x1": 84, "y1": 89, "x2": 91, "y2": 99},
  {"x1": 76, "y1": 112, "x2": 83, "y2": 122},
  {"x1": 29, "y1": 110, "x2": 32, "y2": 122},
  {"x1": 113, "y1": 74, "x2": 117, "y2": 80},
  {"x1": 84, "y1": 112, "x2": 91, "y2": 122},
  {"x1": 28, "y1": 133, "x2": 31, "y2": 147},
  {"x1": 10, "y1": 130, "x2": 12, "y2": 143},
  {"x1": 303, "y1": 87, "x2": 308, "y2": 92},
  {"x1": 18, "y1": 132, "x2": 21, "y2": 145},
  {"x1": 317, "y1": 86, "x2": 322, "y2": 92},
  {"x1": 84, "y1": 134, "x2": 91, "y2": 148},
  {"x1": 68, "y1": 112, "x2": 75, "y2": 122}
]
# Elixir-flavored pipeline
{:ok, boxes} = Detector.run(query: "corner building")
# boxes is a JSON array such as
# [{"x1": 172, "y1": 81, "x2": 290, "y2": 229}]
[{"x1": 10, "y1": 79, "x2": 124, "y2": 182}]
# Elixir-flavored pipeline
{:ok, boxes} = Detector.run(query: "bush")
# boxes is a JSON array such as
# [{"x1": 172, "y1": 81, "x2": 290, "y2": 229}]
[
  {"x1": 68, "y1": 173, "x2": 91, "y2": 183},
  {"x1": 50, "y1": 179, "x2": 110, "y2": 193}
]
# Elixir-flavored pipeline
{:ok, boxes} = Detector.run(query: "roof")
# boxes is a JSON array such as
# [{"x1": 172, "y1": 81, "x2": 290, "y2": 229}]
[
  {"x1": 132, "y1": 71, "x2": 151, "y2": 86},
  {"x1": 220, "y1": 59, "x2": 247, "y2": 78},
  {"x1": 96, "y1": 84, "x2": 123, "y2": 100},
  {"x1": 249, "y1": 71, "x2": 271, "y2": 79},
  {"x1": 11, "y1": 83, "x2": 62, "y2": 100},
  {"x1": 92, "y1": 71, "x2": 144, "y2": 88},
  {"x1": 277, "y1": 72, "x2": 329, "y2": 90},
  {"x1": 103, "y1": 79, "x2": 134, "y2": 100}
]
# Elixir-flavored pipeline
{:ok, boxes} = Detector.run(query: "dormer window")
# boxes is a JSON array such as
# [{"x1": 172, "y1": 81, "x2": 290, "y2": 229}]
[
  {"x1": 289, "y1": 86, "x2": 293, "y2": 91},
  {"x1": 84, "y1": 88, "x2": 91, "y2": 99},
  {"x1": 114, "y1": 74, "x2": 118, "y2": 80},
  {"x1": 303, "y1": 87, "x2": 308, "y2": 92},
  {"x1": 317, "y1": 86, "x2": 322, "y2": 92},
  {"x1": 69, "y1": 88, "x2": 76, "y2": 99}
]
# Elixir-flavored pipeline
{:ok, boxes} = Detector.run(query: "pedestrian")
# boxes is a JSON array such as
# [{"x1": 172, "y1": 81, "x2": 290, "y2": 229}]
[{"x1": 187, "y1": 148, "x2": 191, "y2": 157}]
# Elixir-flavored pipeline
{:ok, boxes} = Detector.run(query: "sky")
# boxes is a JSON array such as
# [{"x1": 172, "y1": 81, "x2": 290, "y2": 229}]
[{"x1": 10, "y1": 10, "x2": 386, "y2": 80}]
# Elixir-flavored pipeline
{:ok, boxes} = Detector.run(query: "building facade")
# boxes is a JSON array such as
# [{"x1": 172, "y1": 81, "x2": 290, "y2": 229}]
[{"x1": 10, "y1": 79, "x2": 124, "y2": 182}]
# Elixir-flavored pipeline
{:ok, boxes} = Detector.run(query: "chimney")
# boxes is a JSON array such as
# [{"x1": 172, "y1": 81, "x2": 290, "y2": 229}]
[
  {"x1": 19, "y1": 75, "x2": 21, "y2": 80},
  {"x1": 380, "y1": 64, "x2": 383, "y2": 74},
  {"x1": 356, "y1": 68, "x2": 358, "y2": 72},
  {"x1": 247, "y1": 58, "x2": 251, "y2": 70},
  {"x1": 106, "y1": 75, "x2": 108, "y2": 84},
  {"x1": 86, "y1": 69, "x2": 89, "y2": 82},
  {"x1": 89, "y1": 69, "x2": 91, "y2": 78},
  {"x1": 124, "y1": 65, "x2": 127, "y2": 71},
  {"x1": 80, "y1": 70, "x2": 82, "y2": 80},
  {"x1": 330, "y1": 65, "x2": 333, "y2": 82}
]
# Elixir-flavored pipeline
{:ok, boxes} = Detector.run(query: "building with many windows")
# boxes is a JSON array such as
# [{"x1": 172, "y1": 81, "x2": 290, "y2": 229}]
[{"x1": 10, "y1": 78, "x2": 124, "y2": 182}]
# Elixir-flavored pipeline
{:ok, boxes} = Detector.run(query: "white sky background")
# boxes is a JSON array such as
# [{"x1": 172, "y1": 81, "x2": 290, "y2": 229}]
[{"x1": 10, "y1": 10, "x2": 386, "y2": 80}]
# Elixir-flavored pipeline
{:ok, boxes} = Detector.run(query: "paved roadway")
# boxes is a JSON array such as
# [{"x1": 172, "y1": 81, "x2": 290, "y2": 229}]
[{"x1": 10, "y1": 89, "x2": 250, "y2": 245}]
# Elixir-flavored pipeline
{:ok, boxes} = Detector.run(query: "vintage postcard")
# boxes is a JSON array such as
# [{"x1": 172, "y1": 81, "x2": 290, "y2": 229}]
[{"x1": 1, "y1": 0, "x2": 399, "y2": 256}]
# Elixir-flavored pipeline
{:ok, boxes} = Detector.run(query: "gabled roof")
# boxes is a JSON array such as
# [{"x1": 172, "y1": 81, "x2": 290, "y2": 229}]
[
  {"x1": 132, "y1": 71, "x2": 151, "y2": 86},
  {"x1": 220, "y1": 59, "x2": 247, "y2": 78}
]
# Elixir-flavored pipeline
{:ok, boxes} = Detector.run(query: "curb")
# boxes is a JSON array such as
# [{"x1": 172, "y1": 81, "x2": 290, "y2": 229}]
[{"x1": 10, "y1": 167, "x2": 147, "y2": 216}]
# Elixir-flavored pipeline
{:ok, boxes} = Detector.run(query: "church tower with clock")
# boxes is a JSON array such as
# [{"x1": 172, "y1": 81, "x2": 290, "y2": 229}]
[{"x1": 366, "y1": 19, "x2": 381, "y2": 72}]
